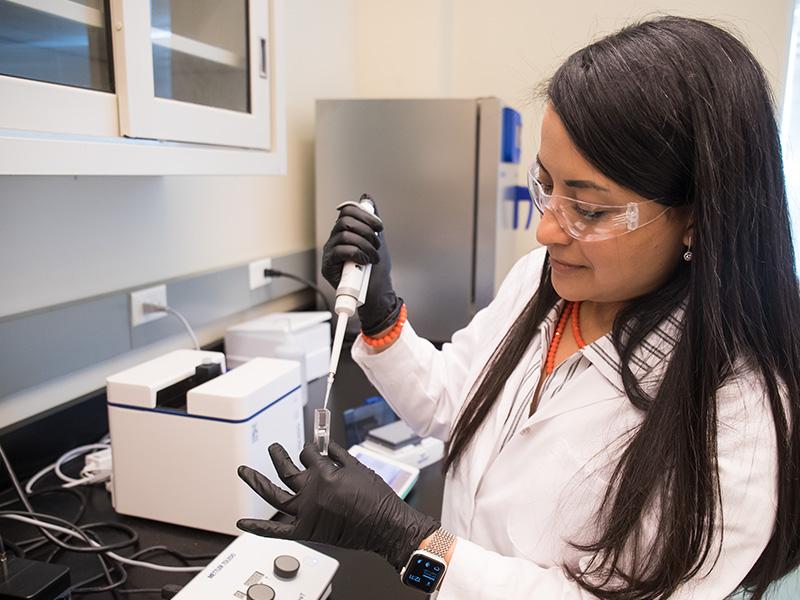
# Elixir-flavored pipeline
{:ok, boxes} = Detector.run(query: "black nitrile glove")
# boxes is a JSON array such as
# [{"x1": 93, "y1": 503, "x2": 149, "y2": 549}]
[
  {"x1": 321, "y1": 195, "x2": 403, "y2": 336},
  {"x1": 237, "y1": 441, "x2": 439, "y2": 571}
]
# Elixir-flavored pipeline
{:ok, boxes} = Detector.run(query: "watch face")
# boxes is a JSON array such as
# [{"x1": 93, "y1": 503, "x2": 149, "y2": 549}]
[{"x1": 401, "y1": 552, "x2": 446, "y2": 593}]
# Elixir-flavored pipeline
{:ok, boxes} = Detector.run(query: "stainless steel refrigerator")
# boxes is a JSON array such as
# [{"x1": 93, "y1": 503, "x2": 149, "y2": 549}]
[{"x1": 315, "y1": 97, "x2": 525, "y2": 343}]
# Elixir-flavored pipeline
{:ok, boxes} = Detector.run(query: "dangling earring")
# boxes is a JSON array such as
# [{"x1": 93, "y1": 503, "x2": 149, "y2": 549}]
[{"x1": 683, "y1": 236, "x2": 693, "y2": 262}]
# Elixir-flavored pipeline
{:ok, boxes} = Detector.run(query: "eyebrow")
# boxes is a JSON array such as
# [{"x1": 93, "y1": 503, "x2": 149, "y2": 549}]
[{"x1": 536, "y1": 156, "x2": 611, "y2": 193}]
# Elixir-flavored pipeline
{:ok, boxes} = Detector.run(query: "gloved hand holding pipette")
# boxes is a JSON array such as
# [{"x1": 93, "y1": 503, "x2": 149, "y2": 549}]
[
  {"x1": 321, "y1": 195, "x2": 403, "y2": 336},
  {"x1": 316, "y1": 195, "x2": 403, "y2": 455}
]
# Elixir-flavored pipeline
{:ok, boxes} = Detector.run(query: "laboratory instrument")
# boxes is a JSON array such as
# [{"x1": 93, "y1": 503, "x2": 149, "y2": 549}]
[
  {"x1": 316, "y1": 194, "x2": 378, "y2": 455},
  {"x1": 365, "y1": 419, "x2": 422, "y2": 450},
  {"x1": 106, "y1": 349, "x2": 304, "y2": 536},
  {"x1": 173, "y1": 533, "x2": 339, "y2": 600},
  {"x1": 347, "y1": 443, "x2": 419, "y2": 499},
  {"x1": 225, "y1": 310, "x2": 332, "y2": 406},
  {"x1": 225, "y1": 311, "x2": 332, "y2": 377},
  {"x1": 316, "y1": 97, "x2": 523, "y2": 343}
]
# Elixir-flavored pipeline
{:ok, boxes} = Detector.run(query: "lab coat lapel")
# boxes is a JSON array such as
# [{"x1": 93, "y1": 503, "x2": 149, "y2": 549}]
[{"x1": 454, "y1": 304, "x2": 558, "y2": 534}]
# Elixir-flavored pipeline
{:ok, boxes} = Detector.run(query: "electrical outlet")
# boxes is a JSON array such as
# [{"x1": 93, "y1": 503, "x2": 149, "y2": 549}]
[
  {"x1": 248, "y1": 257, "x2": 273, "y2": 290},
  {"x1": 130, "y1": 284, "x2": 168, "y2": 327}
]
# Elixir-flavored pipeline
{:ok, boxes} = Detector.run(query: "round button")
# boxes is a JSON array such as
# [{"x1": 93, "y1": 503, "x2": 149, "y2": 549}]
[
  {"x1": 246, "y1": 584, "x2": 275, "y2": 600},
  {"x1": 273, "y1": 554, "x2": 301, "y2": 580}
]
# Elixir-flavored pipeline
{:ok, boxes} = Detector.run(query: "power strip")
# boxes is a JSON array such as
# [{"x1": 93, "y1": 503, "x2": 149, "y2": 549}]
[
  {"x1": 174, "y1": 534, "x2": 339, "y2": 600},
  {"x1": 0, "y1": 556, "x2": 70, "y2": 600}
]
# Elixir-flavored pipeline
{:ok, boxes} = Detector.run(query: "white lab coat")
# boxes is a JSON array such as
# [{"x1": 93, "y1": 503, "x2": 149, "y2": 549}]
[{"x1": 352, "y1": 246, "x2": 778, "y2": 599}]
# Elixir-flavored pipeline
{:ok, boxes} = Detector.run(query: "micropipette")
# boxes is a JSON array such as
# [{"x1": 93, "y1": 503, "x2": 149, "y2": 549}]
[{"x1": 315, "y1": 194, "x2": 379, "y2": 455}]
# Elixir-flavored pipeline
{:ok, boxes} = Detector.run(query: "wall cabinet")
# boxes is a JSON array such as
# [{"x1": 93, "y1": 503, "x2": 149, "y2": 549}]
[{"x1": 0, "y1": 0, "x2": 285, "y2": 175}]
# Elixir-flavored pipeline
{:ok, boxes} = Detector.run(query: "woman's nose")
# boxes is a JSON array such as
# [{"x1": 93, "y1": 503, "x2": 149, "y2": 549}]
[{"x1": 536, "y1": 206, "x2": 572, "y2": 246}]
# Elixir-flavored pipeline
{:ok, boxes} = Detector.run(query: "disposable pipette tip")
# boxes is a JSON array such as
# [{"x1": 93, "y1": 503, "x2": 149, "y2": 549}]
[{"x1": 323, "y1": 382, "x2": 332, "y2": 412}]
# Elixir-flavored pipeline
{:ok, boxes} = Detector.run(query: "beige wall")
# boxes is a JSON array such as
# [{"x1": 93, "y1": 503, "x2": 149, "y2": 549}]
[
  {"x1": 2, "y1": 0, "x2": 791, "y2": 319},
  {"x1": 0, "y1": 0, "x2": 794, "y2": 425},
  {"x1": 352, "y1": 0, "x2": 794, "y2": 256},
  {"x1": 354, "y1": 0, "x2": 793, "y2": 171}
]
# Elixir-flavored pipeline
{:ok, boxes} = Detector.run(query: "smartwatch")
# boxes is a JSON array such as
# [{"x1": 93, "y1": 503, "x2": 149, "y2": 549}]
[{"x1": 400, "y1": 528, "x2": 456, "y2": 594}]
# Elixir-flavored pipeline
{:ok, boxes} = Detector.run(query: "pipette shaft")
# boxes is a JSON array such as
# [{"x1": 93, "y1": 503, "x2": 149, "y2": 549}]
[
  {"x1": 323, "y1": 311, "x2": 349, "y2": 410},
  {"x1": 316, "y1": 312, "x2": 349, "y2": 456},
  {"x1": 315, "y1": 195, "x2": 378, "y2": 456}
]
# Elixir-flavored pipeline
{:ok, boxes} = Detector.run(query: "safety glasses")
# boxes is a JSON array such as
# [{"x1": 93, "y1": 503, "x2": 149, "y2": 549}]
[{"x1": 527, "y1": 162, "x2": 670, "y2": 242}]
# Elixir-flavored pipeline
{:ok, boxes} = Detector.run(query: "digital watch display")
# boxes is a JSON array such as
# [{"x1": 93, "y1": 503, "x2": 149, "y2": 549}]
[
  {"x1": 401, "y1": 550, "x2": 447, "y2": 593},
  {"x1": 400, "y1": 528, "x2": 455, "y2": 594}
]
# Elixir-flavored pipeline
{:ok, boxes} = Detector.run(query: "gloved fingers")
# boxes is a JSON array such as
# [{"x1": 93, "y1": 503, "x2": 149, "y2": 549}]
[
  {"x1": 331, "y1": 212, "x2": 380, "y2": 236},
  {"x1": 238, "y1": 465, "x2": 295, "y2": 512},
  {"x1": 326, "y1": 439, "x2": 357, "y2": 467},
  {"x1": 326, "y1": 440, "x2": 386, "y2": 486},
  {"x1": 268, "y1": 443, "x2": 308, "y2": 492},
  {"x1": 324, "y1": 234, "x2": 380, "y2": 266},
  {"x1": 336, "y1": 203, "x2": 384, "y2": 232},
  {"x1": 298, "y1": 440, "x2": 342, "y2": 472},
  {"x1": 330, "y1": 213, "x2": 381, "y2": 247},
  {"x1": 237, "y1": 518, "x2": 297, "y2": 539}
]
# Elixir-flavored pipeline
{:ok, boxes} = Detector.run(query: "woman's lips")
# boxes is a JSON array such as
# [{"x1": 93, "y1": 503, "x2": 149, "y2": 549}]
[{"x1": 549, "y1": 256, "x2": 585, "y2": 274}]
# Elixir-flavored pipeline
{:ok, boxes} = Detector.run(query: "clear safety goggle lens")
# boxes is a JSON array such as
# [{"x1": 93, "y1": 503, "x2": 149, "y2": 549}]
[{"x1": 527, "y1": 162, "x2": 669, "y2": 242}]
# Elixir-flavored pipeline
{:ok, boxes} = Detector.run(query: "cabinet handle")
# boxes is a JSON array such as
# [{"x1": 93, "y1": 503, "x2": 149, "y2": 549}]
[{"x1": 260, "y1": 37, "x2": 268, "y2": 79}]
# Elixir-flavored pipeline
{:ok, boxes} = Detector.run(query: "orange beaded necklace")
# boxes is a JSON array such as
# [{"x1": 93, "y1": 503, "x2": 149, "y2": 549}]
[{"x1": 545, "y1": 301, "x2": 586, "y2": 375}]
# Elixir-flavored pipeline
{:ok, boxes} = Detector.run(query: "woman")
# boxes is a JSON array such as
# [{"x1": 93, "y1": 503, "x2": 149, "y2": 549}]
[{"x1": 237, "y1": 16, "x2": 800, "y2": 599}]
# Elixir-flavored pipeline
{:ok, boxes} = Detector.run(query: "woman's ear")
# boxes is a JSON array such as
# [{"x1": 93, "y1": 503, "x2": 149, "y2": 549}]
[{"x1": 683, "y1": 212, "x2": 694, "y2": 247}]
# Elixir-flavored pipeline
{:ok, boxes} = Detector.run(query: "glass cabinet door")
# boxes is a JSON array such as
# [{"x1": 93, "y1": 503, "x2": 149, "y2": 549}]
[
  {"x1": 0, "y1": 0, "x2": 284, "y2": 173},
  {"x1": 150, "y1": 0, "x2": 249, "y2": 113},
  {"x1": 0, "y1": 0, "x2": 113, "y2": 92},
  {"x1": 113, "y1": 0, "x2": 271, "y2": 150}
]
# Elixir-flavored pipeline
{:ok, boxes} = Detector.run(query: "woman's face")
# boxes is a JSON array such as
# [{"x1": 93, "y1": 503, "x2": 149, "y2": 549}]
[{"x1": 535, "y1": 106, "x2": 691, "y2": 307}]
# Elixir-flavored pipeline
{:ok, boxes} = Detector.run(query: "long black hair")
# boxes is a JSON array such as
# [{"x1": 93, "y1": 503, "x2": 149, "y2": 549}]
[{"x1": 444, "y1": 16, "x2": 800, "y2": 599}]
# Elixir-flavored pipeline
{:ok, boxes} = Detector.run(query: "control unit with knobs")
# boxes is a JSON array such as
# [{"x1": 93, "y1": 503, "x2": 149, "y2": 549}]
[{"x1": 173, "y1": 534, "x2": 339, "y2": 600}]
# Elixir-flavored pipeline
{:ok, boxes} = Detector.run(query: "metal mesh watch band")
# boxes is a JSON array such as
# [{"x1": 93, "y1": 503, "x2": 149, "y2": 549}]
[{"x1": 423, "y1": 528, "x2": 456, "y2": 559}]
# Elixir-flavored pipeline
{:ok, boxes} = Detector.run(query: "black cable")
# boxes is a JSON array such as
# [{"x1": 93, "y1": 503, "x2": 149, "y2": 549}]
[
  {"x1": 0, "y1": 486, "x2": 88, "y2": 523},
  {"x1": 0, "y1": 444, "x2": 98, "y2": 556},
  {"x1": 127, "y1": 545, "x2": 219, "y2": 565},
  {"x1": 69, "y1": 544, "x2": 211, "y2": 596},
  {"x1": 264, "y1": 268, "x2": 333, "y2": 314},
  {"x1": 0, "y1": 442, "x2": 118, "y2": 587},
  {"x1": 68, "y1": 558, "x2": 128, "y2": 594},
  {"x1": 1, "y1": 510, "x2": 133, "y2": 591},
  {"x1": 4, "y1": 487, "x2": 87, "y2": 556},
  {"x1": 0, "y1": 442, "x2": 210, "y2": 598},
  {"x1": 43, "y1": 521, "x2": 140, "y2": 569},
  {"x1": 0, "y1": 512, "x2": 137, "y2": 554}
]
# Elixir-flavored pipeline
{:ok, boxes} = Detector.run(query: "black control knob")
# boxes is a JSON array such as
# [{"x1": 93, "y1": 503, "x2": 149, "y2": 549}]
[
  {"x1": 273, "y1": 554, "x2": 300, "y2": 580},
  {"x1": 246, "y1": 583, "x2": 275, "y2": 600}
]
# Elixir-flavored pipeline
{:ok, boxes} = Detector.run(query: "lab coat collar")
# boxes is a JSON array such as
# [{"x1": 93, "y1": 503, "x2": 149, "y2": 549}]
[{"x1": 581, "y1": 303, "x2": 685, "y2": 397}]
